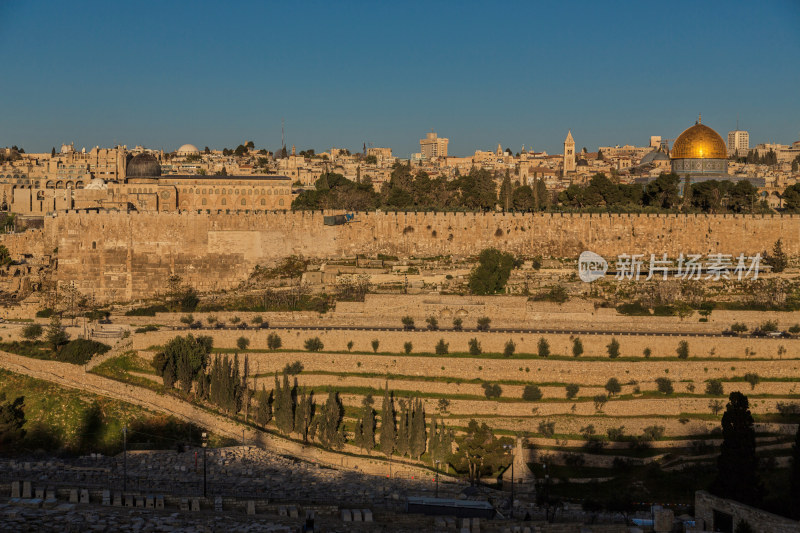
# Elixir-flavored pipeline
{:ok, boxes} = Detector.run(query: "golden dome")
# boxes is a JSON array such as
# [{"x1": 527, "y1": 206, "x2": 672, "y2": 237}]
[{"x1": 671, "y1": 118, "x2": 727, "y2": 159}]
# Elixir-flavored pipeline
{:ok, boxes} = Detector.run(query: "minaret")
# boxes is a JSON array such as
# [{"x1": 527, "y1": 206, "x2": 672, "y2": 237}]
[{"x1": 563, "y1": 130, "x2": 576, "y2": 173}]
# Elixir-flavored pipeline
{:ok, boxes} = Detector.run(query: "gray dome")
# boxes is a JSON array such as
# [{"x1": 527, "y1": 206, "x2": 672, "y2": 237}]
[
  {"x1": 640, "y1": 150, "x2": 670, "y2": 165},
  {"x1": 126, "y1": 153, "x2": 161, "y2": 177}
]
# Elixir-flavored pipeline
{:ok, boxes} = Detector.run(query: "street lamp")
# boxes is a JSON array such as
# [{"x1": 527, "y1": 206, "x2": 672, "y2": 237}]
[
  {"x1": 503, "y1": 443, "x2": 514, "y2": 513},
  {"x1": 202, "y1": 432, "x2": 208, "y2": 498}
]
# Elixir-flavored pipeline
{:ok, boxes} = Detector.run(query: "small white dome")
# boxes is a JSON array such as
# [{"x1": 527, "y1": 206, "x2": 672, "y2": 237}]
[
  {"x1": 177, "y1": 144, "x2": 200, "y2": 155},
  {"x1": 85, "y1": 177, "x2": 107, "y2": 190}
]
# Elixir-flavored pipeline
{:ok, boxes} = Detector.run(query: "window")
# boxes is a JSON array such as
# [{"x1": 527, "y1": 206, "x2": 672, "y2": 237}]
[
  {"x1": 241, "y1": 198, "x2": 246, "y2": 206},
  {"x1": 202, "y1": 198, "x2": 207, "y2": 206},
  {"x1": 260, "y1": 198, "x2": 266, "y2": 206},
  {"x1": 279, "y1": 199, "x2": 284, "y2": 206}
]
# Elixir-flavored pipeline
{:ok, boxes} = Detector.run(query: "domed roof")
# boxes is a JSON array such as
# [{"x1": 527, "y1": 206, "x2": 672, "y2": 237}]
[
  {"x1": 671, "y1": 117, "x2": 727, "y2": 159},
  {"x1": 641, "y1": 150, "x2": 670, "y2": 165},
  {"x1": 177, "y1": 143, "x2": 199, "y2": 155},
  {"x1": 126, "y1": 152, "x2": 161, "y2": 177}
]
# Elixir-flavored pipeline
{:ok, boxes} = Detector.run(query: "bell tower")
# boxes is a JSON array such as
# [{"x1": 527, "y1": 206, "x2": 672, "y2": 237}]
[{"x1": 563, "y1": 130, "x2": 576, "y2": 173}]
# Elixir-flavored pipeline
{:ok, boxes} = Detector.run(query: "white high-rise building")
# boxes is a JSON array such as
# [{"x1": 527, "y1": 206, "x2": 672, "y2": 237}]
[{"x1": 727, "y1": 130, "x2": 749, "y2": 156}]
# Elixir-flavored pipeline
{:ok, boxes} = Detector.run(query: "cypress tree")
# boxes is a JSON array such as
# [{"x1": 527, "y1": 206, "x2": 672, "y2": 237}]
[
  {"x1": 320, "y1": 390, "x2": 344, "y2": 449},
  {"x1": 410, "y1": 398, "x2": 426, "y2": 459},
  {"x1": 255, "y1": 385, "x2": 272, "y2": 427},
  {"x1": 428, "y1": 416, "x2": 440, "y2": 465},
  {"x1": 396, "y1": 400, "x2": 409, "y2": 457},
  {"x1": 710, "y1": 392, "x2": 763, "y2": 505},
  {"x1": 274, "y1": 372, "x2": 294, "y2": 434},
  {"x1": 294, "y1": 391, "x2": 313, "y2": 442},
  {"x1": 379, "y1": 387, "x2": 396, "y2": 457},
  {"x1": 356, "y1": 394, "x2": 375, "y2": 453},
  {"x1": 242, "y1": 354, "x2": 251, "y2": 420}
]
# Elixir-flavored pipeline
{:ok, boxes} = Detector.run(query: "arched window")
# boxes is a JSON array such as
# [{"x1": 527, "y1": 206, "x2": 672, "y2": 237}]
[
  {"x1": 201, "y1": 198, "x2": 207, "y2": 206},
  {"x1": 221, "y1": 198, "x2": 227, "y2": 206},
  {"x1": 241, "y1": 198, "x2": 246, "y2": 206},
  {"x1": 260, "y1": 198, "x2": 266, "y2": 206},
  {"x1": 92, "y1": 241, "x2": 96, "y2": 250}
]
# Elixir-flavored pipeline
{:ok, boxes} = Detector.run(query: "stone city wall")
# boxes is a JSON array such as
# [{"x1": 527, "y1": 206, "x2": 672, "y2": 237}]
[
  {"x1": 694, "y1": 490, "x2": 800, "y2": 533},
  {"x1": 41, "y1": 210, "x2": 800, "y2": 302}
]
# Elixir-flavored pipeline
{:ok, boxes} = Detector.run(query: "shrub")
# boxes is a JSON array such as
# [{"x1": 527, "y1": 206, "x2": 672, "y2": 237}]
[
  {"x1": 705, "y1": 379, "x2": 724, "y2": 396},
  {"x1": 452, "y1": 317, "x2": 463, "y2": 331},
  {"x1": 404, "y1": 341, "x2": 412, "y2": 354},
  {"x1": 572, "y1": 337, "x2": 583, "y2": 357},
  {"x1": 643, "y1": 347, "x2": 652, "y2": 358},
  {"x1": 468, "y1": 338, "x2": 481, "y2": 355},
  {"x1": 267, "y1": 333, "x2": 282, "y2": 350},
  {"x1": 304, "y1": 337, "x2": 323, "y2": 352},
  {"x1": 125, "y1": 304, "x2": 169, "y2": 317},
  {"x1": 743, "y1": 372, "x2": 760, "y2": 390},
  {"x1": 347, "y1": 340, "x2": 354, "y2": 352},
  {"x1": 789, "y1": 324, "x2": 800, "y2": 335},
  {"x1": 468, "y1": 248, "x2": 519, "y2": 295},
  {"x1": 251, "y1": 315, "x2": 263, "y2": 325},
  {"x1": 35, "y1": 308, "x2": 54, "y2": 318},
  {"x1": 730, "y1": 322, "x2": 748, "y2": 333},
  {"x1": 641, "y1": 425, "x2": 665, "y2": 442},
  {"x1": 283, "y1": 361, "x2": 304, "y2": 375},
  {"x1": 426, "y1": 316, "x2": 439, "y2": 331},
  {"x1": 435, "y1": 339, "x2": 448, "y2": 355},
  {"x1": 482, "y1": 382, "x2": 502, "y2": 399},
  {"x1": 522, "y1": 384, "x2": 543, "y2": 401},
  {"x1": 236, "y1": 336, "x2": 250, "y2": 350},
  {"x1": 616, "y1": 302, "x2": 650, "y2": 316},
  {"x1": 180, "y1": 314, "x2": 194, "y2": 325},
  {"x1": 565, "y1": 383, "x2": 579, "y2": 399},
  {"x1": 21, "y1": 324, "x2": 43, "y2": 340},
  {"x1": 476, "y1": 316, "x2": 491, "y2": 331},
  {"x1": 503, "y1": 339, "x2": 515, "y2": 357},
  {"x1": 676, "y1": 340, "x2": 689, "y2": 359},
  {"x1": 57, "y1": 339, "x2": 111, "y2": 365},
  {"x1": 371, "y1": 339, "x2": 380, "y2": 353},
  {"x1": 607, "y1": 338, "x2": 620, "y2": 358},
  {"x1": 607, "y1": 426, "x2": 626, "y2": 441},
  {"x1": 206, "y1": 316, "x2": 217, "y2": 325},
  {"x1": 538, "y1": 420, "x2": 555, "y2": 437},
  {"x1": 655, "y1": 377, "x2": 674, "y2": 395},
  {"x1": 709, "y1": 399, "x2": 724, "y2": 415},
  {"x1": 605, "y1": 378, "x2": 622, "y2": 396},
  {"x1": 401, "y1": 316, "x2": 415, "y2": 330},
  {"x1": 437, "y1": 398, "x2": 450, "y2": 413},
  {"x1": 537, "y1": 337, "x2": 550, "y2": 358},
  {"x1": 760, "y1": 320, "x2": 778, "y2": 332},
  {"x1": 134, "y1": 325, "x2": 159, "y2": 334}
]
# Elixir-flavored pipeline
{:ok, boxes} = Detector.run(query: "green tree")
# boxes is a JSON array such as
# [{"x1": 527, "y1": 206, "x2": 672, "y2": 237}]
[
  {"x1": 294, "y1": 391, "x2": 314, "y2": 443},
  {"x1": 410, "y1": 398, "x2": 426, "y2": 459},
  {"x1": 676, "y1": 340, "x2": 689, "y2": 359},
  {"x1": 267, "y1": 333, "x2": 282, "y2": 350},
  {"x1": 452, "y1": 317, "x2": 463, "y2": 331},
  {"x1": 354, "y1": 394, "x2": 376, "y2": 453},
  {"x1": 426, "y1": 316, "x2": 439, "y2": 331},
  {"x1": 468, "y1": 248, "x2": 520, "y2": 295},
  {"x1": 743, "y1": 373, "x2": 760, "y2": 390},
  {"x1": 371, "y1": 339, "x2": 380, "y2": 353},
  {"x1": 379, "y1": 387, "x2": 396, "y2": 457},
  {"x1": 45, "y1": 314, "x2": 69, "y2": 353},
  {"x1": 711, "y1": 392, "x2": 763, "y2": 505},
  {"x1": 572, "y1": 337, "x2": 584, "y2": 357},
  {"x1": 607, "y1": 338, "x2": 620, "y2": 358},
  {"x1": 468, "y1": 338, "x2": 481, "y2": 355},
  {"x1": 765, "y1": 239, "x2": 788, "y2": 273},
  {"x1": 503, "y1": 339, "x2": 515, "y2": 357},
  {"x1": 605, "y1": 378, "x2": 621, "y2": 396},
  {"x1": 593, "y1": 394, "x2": 608, "y2": 412},
  {"x1": 273, "y1": 372, "x2": 295, "y2": 435},
  {"x1": 656, "y1": 377, "x2": 674, "y2": 395},
  {"x1": 304, "y1": 337, "x2": 324, "y2": 351},
  {"x1": 396, "y1": 399, "x2": 410, "y2": 457},
  {"x1": 435, "y1": 339, "x2": 448, "y2": 355},
  {"x1": 476, "y1": 316, "x2": 491, "y2": 331},
  {"x1": 153, "y1": 334, "x2": 213, "y2": 393},
  {"x1": 482, "y1": 382, "x2": 502, "y2": 398},
  {"x1": 318, "y1": 390, "x2": 345, "y2": 449},
  {"x1": 237, "y1": 336, "x2": 250, "y2": 350},
  {"x1": 0, "y1": 393, "x2": 26, "y2": 452},
  {"x1": 537, "y1": 337, "x2": 550, "y2": 357},
  {"x1": 706, "y1": 379, "x2": 724, "y2": 396},
  {"x1": 21, "y1": 323, "x2": 43, "y2": 340},
  {"x1": 401, "y1": 316, "x2": 415, "y2": 330},
  {"x1": 450, "y1": 419, "x2": 511, "y2": 485},
  {"x1": 0, "y1": 245, "x2": 11, "y2": 267},
  {"x1": 522, "y1": 384, "x2": 543, "y2": 401},
  {"x1": 566, "y1": 383, "x2": 579, "y2": 399},
  {"x1": 403, "y1": 341, "x2": 412, "y2": 354}
]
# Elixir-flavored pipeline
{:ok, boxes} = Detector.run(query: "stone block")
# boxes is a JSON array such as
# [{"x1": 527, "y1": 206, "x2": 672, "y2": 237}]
[
  {"x1": 653, "y1": 508, "x2": 674, "y2": 532},
  {"x1": 278, "y1": 506, "x2": 287, "y2": 516},
  {"x1": 289, "y1": 505, "x2": 299, "y2": 518},
  {"x1": 69, "y1": 489, "x2": 78, "y2": 503},
  {"x1": 342, "y1": 509, "x2": 352, "y2": 522},
  {"x1": 113, "y1": 492, "x2": 122, "y2": 507},
  {"x1": 46, "y1": 488, "x2": 56, "y2": 501},
  {"x1": 471, "y1": 517, "x2": 480, "y2": 532},
  {"x1": 214, "y1": 496, "x2": 223, "y2": 512},
  {"x1": 146, "y1": 496, "x2": 154, "y2": 509},
  {"x1": 22, "y1": 481, "x2": 32, "y2": 499},
  {"x1": 156, "y1": 496, "x2": 164, "y2": 510},
  {"x1": 362, "y1": 508, "x2": 373, "y2": 522},
  {"x1": 125, "y1": 494, "x2": 134, "y2": 508},
  {"x1": 11, "y1": 481, "x2": 20, "y2": 498},
  {"x1": 191, "y1": 498, "x2": 200, "y2": 511},
  {"x1": 352, "y1": 509, "x2": 362, "y2": 522},
  {"x1": 102, "y1": 490, "x2": 110, "y2": 506},
  {"x1": 247, "y1": 500, "x2": 255, "y2": 515},
  {"x1": 43, "y1": 499, "x2": 58, "y2": 509},
  {"x1": 34, "y1": 488, "x2": 44, "y2": 499},
  {"x1": 434, "y1": 517, "x2": 446, "y2": 528},
  {"x1": 180, "y1": 498, "x2": 189, "y2": 511},
  {"x1": 80, "y1": 489, "x2": 89, "y2": 504}
]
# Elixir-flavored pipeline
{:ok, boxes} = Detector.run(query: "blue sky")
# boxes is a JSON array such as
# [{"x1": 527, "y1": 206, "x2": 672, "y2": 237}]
[{"x1": 1, "y1": 0, "x2": 799, "y2": 157}]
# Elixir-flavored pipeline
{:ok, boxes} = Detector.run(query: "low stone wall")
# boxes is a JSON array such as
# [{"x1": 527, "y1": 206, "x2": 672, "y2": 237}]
[{"x1": 694, "y1": 490, "x2": 800, "y2": 533}]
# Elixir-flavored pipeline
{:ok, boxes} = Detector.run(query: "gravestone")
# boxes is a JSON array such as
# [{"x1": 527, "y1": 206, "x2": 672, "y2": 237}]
[
  {"x1": 102, "y1": 490, "x2": 110, "y2": 506},
  {"x1": 11, "y1": 481, "x2": 20, "y2": 498},
  {"x1": 279, "y1": 506, "x2": 287, "y2": 516},
  {"x1": 191, "y1": 498, "x2": 200, "y2": 511},
  {"x1": 69, "y1": 489, "x2": 78, "y2": 503},
  {"x1": 22, "y1": 481, "x2": 32, "y2": 499},
  {"x1": 80, "y1": 489, "x2": 90, "y2": 504},
  {"x1": 342, "y1": 509, "x2": 352, "y2": 522},
  {"x1": 471, "y1": 517, "x2": 481, "y2": 532},
  {"x1": 289, "y1": 506, "x2": 299, "y2": 518},
  {"x1": 146, "y1": 496, "x2": 155, "y2": 509},
  {"x1": 352, "y1": 509, "x2": 362, "y2": 522},
  {"x1": 214, "y1": 496, "x2": 223, "y2": 512},
  {"x1": 247, "y1": 500, "x2": 255, "y2": 515},
  {"x1": 46, "y1": 488, "x2": 56, "y2": 501},
  {"x1": 125, "y1": 494, "x2": 134, "y2": 507},
  {"x1": 156, "y1": 495, "x2": 164, "y2": 510},
  {"x1": 35, "y1": 488, "x2": 44, "y2": 499},
  {"x1": 362, "y1": 509, "x2": 373, "y2": 522},
  {"x1": 180, "y1": 498, "x2": 189, "y2": 511},
  {"x1": 653, "y1": 508, "x2": 674, "y2": 532},
  {"x1": 113, "y1": 492, "x2": 122, "y2": 507}
]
